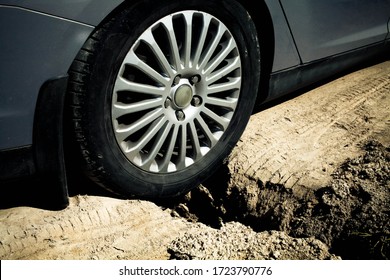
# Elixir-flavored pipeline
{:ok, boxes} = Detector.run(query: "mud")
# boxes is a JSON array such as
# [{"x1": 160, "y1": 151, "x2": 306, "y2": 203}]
[{"x1": 1, "y1": 60, "x2": 389, "y2": 260}]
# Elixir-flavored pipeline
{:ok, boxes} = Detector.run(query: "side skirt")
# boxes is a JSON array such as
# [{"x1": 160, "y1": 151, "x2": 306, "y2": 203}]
[{"x1": 266, "y1": 42, "x2": 390, "y2": 103}]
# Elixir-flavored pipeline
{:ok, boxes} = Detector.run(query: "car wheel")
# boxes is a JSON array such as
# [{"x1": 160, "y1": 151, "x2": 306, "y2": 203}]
[{"x1": 67, "y1": 0, "x2": 260, "y2": 198}]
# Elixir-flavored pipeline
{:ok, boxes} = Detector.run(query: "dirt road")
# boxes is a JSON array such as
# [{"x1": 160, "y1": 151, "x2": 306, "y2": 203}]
[{"x1": 1, "y1": 60, "x2": 389, "y2": 260}]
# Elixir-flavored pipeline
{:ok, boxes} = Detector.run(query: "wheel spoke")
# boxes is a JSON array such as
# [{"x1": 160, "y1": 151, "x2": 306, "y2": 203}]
[
  {"x1": 122, "y1": 51, "x2": 170, "y2": 87},
  {"x1": 207, "y1": 77, "x2": 240, "y2": 94},
  {"x1": 198, "y1": 23, "x2": 227, "y2": 71},
  {"x1": 205, "y1": 96, "x2": 237, "y2": 111},
  {"x1": 195, "y1": 116, "x2": 219, "y2": 146},
  {"x1": 192, "y1": 14, "x2": 213, "y2": 68},
  {"x1": 201, "y1": 107, "x2": 230, "y2": 130},
  {"x1": 112, "y1": 98, "x2": 163, "y2": 119},
  {"x1": 160, "y1": 17, "x2": 182, "y2": 71},
  {"x1": 188, "y1": 121, "x2": 202, "y2": 160},
  {"x1": 140, "y1": 29, "x2": 176, "y2": 79},
  {"x1": 183, "y1": 13, "x2": 193, "y2": 68},
  {"x1": 128, "y1": 116, "x2": 167, "y2": 154},
  {"x1": 203, "y1": 37, "x2": 236, "y2": 76},
  {"x1": 159, "y1": 124, "x2": 180, "y2": 172},
  {"x1": 206, "y1": 56, "x2": 240, "y2": 85},
  {"x1": 141, "y1": 122, "x2": 173, "y2": 171},
  {"x1": 114, "y1": 76, "x2": 166, "y2": 95},
  {"x1": 114, "y1": 108, "x2": 163, "y2": 141}
]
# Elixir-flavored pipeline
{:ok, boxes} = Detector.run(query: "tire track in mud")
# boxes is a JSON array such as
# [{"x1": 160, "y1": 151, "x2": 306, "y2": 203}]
[
  {"x1": 228, "y1": 62, "x2": 390, "y2": 198},
  {"x1": 0, "y1": 196, "x2": 191, "y2": 259}
]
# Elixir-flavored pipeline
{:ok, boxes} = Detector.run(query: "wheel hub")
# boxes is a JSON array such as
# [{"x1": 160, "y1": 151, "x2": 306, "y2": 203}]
[{"x1": 173, "y1": 83, "x2": 193, "y2": 109}]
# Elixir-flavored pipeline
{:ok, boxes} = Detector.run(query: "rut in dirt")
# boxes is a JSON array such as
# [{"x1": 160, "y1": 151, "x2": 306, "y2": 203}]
[
  {"x1": 0, "y1": 198, "x2": 191, "y2": 260},
  {"x1": 167, "y1": 140, "x2": 390, "y2": 260},
  {"x1": 164, "y1": 61, "x2": 390, "y2": 260}
]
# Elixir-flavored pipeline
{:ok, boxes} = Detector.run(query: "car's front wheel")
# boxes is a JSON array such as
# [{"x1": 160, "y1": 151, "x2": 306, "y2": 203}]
[{"x1": 67, "y1": 0, "x2": 260, "y2": 198}]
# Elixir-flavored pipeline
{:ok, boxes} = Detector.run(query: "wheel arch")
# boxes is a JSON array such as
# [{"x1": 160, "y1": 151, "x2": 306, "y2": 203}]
[{"x1": 228, "y1": 0, "x2": 275, "y2": 103}]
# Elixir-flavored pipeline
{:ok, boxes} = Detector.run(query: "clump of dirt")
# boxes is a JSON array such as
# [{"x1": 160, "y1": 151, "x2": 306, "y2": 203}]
[
  {"x1": 168, "y1": 222, "x2": 340, "y2": 260},
  {"x1": 170, "y1": 140, "x2": 390, "y2": 260},
  {"x1": 321, "y1": 140, "x2": 390, "y2": 259}
]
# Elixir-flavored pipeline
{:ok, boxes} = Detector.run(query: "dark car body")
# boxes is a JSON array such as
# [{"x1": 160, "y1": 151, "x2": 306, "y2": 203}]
[{"x1": 0, "y1": 0, "x2": 389, "y2": 207}]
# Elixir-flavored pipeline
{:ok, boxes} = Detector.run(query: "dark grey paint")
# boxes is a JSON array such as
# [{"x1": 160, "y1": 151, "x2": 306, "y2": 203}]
[
  {"x1": 0, "y1": 6, "x2": 93, "y2": 149},
  {"x1": 264, "y1": 0, "x2": 301, "y2": 71},
  {"x1": 280, "y1": 0, "x2": 390, "y2": 62},
  {"x1": 0, "y1": 0, "x2": 124, "y2": 25}
]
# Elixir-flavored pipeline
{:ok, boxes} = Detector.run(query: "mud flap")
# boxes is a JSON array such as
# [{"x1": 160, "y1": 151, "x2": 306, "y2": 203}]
[{"x1": 33, "y1": 76, "x2": 69, "y2": 209}]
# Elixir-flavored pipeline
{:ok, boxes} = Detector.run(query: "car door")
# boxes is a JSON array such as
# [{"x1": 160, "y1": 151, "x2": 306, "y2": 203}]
[{"x1": 279, "y1": 0, "x2": 390, "y2": 63}]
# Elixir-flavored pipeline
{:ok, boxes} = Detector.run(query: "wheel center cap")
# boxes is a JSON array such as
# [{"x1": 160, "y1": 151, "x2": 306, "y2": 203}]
[{"x1": 174, "y1": 84, "x2": 193, "y2": 108}]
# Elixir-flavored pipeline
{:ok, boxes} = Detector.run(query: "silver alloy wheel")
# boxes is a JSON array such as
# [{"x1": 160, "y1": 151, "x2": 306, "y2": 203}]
[{"x1": 112, "y1": 10, "x2": 241, "y2": 173}]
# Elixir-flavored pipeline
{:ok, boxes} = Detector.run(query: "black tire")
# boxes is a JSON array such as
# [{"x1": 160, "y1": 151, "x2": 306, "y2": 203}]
[{"x1": 67, "y1": 0, "x2": 260, "y2": 198}]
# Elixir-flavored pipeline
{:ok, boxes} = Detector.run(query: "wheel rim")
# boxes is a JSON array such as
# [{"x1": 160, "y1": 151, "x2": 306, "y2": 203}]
[{"x1": 112, "y1": 10, "x2": 241, "y2": 173}]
